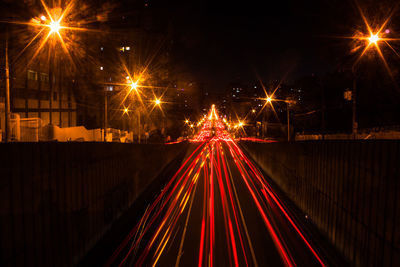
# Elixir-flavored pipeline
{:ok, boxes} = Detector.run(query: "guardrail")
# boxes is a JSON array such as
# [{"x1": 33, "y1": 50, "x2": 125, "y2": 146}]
[
  {"x1": 0, "y1": 142, "x2": 188, "y2": 266},
  {"x1": 241, "y1": 140, "x2": 400, "y2": 266}
]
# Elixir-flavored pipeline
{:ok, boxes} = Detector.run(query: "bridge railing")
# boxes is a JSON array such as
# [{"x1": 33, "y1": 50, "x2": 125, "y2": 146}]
[
  {"x1": 0, "y1": 142, "x2": 188, "y2": 266},
  {"x1": 242, "y1": 140, "x2": 400, "y2": 267}
]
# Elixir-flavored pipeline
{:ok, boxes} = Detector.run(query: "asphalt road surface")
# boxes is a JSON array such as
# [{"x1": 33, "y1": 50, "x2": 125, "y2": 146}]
[
  {"x1": 99, "y1": 107, "x2": 345, "y2": 267},
  {"x1": 105, "y1": 138, "x2": 341, "y2": 266}
]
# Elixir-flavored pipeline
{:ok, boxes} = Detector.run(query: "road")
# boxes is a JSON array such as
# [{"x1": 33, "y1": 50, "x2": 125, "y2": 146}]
[{"x1": 105, "y1": 106, "x2": 336, "y2": 266}]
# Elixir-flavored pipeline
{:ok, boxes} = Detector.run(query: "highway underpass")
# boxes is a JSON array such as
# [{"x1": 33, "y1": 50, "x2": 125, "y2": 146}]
[{"x1": 81, "y1": 106, "x2": 346, "y2": 267}]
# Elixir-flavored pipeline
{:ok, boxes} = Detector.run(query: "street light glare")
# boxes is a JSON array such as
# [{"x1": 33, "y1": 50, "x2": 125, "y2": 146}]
[
  {"x1": 155, "y1": 98, "x2": 161, "y2": 105},
  {"x1": 40, "y1": 15, "x2": 47, "y2": 21},
  {"x1": 266, "y1": 97, "x2": 272, "y2": 103},
  {"x1": 369, "y1": 34, "x2": 379, "y2": 44},
  {"x1": 124, "y1": 108, "x2": 129, "y2": 113},
  {"x1": 130, "y1": 82, "x2": 138, "y2": 91},
  {"x1": 49, "y1": 20, "x2": 61, "y2": 34}
]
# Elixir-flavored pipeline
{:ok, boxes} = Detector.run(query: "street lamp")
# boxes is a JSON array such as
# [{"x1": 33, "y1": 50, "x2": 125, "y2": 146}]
[
  {"x1": 263, "y1": 96, "x2": 274, "y2": 138},
  {"x1": 349, "y1": 3, "x2": 400, "y2": 138},
  {"x1": 49, "y1": 20, "x2": 61, "y2": 34},
  {"x1": 130, "y1": 81, "x2": 138, "y2": 91},
  {"x1": 368, "y1": 33, "x2": 380, "y2": 44},
  {"x1": 351, "y1": 32, "x2": 382, "y2": 137}
]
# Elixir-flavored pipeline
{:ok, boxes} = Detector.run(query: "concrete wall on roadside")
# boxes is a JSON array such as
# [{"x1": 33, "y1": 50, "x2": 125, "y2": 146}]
[
  {"x1": 0, "y1": 142, "x2": 188, "y2": 266},
  {"x1": 241, "y1": 140, "x2": 400, "y2": 267}
]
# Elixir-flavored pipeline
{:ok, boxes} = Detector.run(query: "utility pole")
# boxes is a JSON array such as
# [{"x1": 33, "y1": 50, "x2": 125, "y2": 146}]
[
  {"x1": 321, "y1": 79, "x2": 325, "y2": 140},
  {"x1": 137, "y1": 109, "x2": 140, "y2": 144},
  {"x1": 352, "y1": 65, "x2": 358, "y2": 139},
  {"x1": 104, "y1": 91, "x2": 107, "y2": 141},
  {"x1": 352, "y1": 74, "x2": 357, "y2": 139},
  {"x1": 49, "y1": 47, "x2": 54, "y2": 124},
  {"x1": 285, "y1": 98, "x2": 296, "y2": 142},
  {"x1": 5, "y1": 31, "x2": 11, "y2": 142},
  {"x1": 287, "y1": 102, "x2": 290, "y2": 142}
]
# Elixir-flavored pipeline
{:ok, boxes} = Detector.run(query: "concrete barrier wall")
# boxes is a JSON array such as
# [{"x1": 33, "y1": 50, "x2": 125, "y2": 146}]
[
  {"x1": 241, "y1": 140, "x2": 400, "y2": 266},
  {"x1": 0, "y1": 142, "x2": 188, "y2": 266}
]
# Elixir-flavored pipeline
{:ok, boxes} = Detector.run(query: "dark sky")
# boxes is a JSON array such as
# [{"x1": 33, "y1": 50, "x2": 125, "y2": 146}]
[
  {"x1": 166, "y1": 0, "x2": 352, "y2": 91},
  {"x1": 146, "y1": 0, "x2": 398, "y2": 92}
]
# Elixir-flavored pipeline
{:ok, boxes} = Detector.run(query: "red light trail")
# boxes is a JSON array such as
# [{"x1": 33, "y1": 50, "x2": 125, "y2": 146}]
[{"x1": 107, "y1": 105, "x2": 327, "y2": 266}]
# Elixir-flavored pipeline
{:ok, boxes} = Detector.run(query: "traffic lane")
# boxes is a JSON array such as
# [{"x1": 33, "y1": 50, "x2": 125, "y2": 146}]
[
  {"x1": 107, "y1": 142, "x2": 207, "y2": 266},
  {"x1": 171, "y1": 143, "x2": 284, "y2": 267},
  {"x1": 111, "y1": 140, "x2": 326, "y2": 266},
  {"x1": 223, "y1": 140, "x2": 325, "y2": 266}
]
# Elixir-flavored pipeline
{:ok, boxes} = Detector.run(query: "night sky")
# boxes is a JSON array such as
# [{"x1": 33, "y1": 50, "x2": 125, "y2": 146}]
[
  {"x1": 166, "y1": 0, "x2": 352, "y2": 92},
  {"x1": 135, "y1": 0, "x2": 397, "y2": 93}
]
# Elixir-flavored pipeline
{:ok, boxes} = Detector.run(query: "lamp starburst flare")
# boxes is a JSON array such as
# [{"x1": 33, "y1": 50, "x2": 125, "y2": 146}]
[
  {"x1": 3, "y1": 0, "x2": 96, "y2": 65},
  {"x1": 350, "y1": 2, "x2": 400, "y2": 78}
]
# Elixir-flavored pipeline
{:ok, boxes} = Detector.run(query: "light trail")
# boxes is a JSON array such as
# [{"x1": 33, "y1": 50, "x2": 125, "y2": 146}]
[{"x1": 107, "y1": 106, "x2": 328, "y2": 266}]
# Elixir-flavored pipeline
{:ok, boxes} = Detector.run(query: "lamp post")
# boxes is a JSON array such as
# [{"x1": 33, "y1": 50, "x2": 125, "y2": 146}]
[
  {"x1": 351, "y1": 33, "x2": 382, "y2": 138},
  {"x1": 352, "y1": 65, "x2": 358, "y2": 138},
  {"x1": 4, "y1": 31, "x2": 10, "y2": 142},
  {"x1": 263, "y1": 97, "x2": 272, "y2": 138},
  {"x1": 137, "y1": 109, "x2": 141, "y2": 143},
  {"x1": 287, "y1": 102, "x2": 290, "y2": 141},
  {"x1": 284, "y1": 99, "x2": 296, "y2": 142},
  {"x1": 104, "y1": 91, "x2": 108, "y2": 141}
]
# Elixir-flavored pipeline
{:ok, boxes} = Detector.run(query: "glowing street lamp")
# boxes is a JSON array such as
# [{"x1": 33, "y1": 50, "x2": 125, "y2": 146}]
[
  {"x1": 154, "y1": 98, "x2": 161, "y2": 106},
  {"x1": 48, "y1": 20, "x2": 61, "y2": 34},
  {"x1": 368, "y1": 33, "x2": 380, "y2": 44},
  {"x1": 130, "y1": 81, "x2": 138, "y2": 91},
  {"x1": 348, "y1": 4, "x2": 400, "y2": 137}
]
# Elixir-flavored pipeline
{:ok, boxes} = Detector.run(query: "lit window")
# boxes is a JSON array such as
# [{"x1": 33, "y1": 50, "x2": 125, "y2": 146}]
[
  {"x1": 125, "y1": 46, "x2": 130, "y2": 51},
  {"x1": 40, "y1": 73, "x2": 49, "y2": 82},
  {"x1": 27, "y1": 70, "x2": 38, "y2": 80},
  {"x1": 100, "y1": 47, "x2": 104, "y2": 51},
  {"x1": 119, "y1": 47, "x2": 125, "y2": 52},
  {"x1": 100, "y1": 66, "x2": 103, "y2": 70}
]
